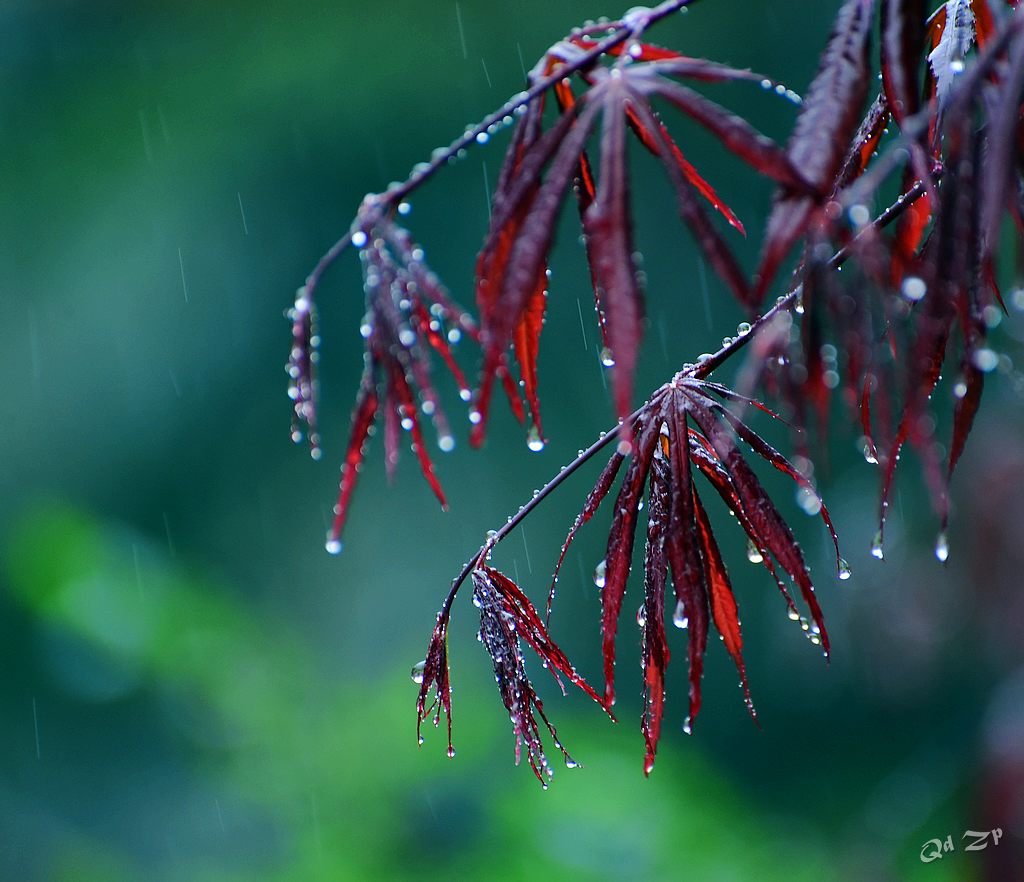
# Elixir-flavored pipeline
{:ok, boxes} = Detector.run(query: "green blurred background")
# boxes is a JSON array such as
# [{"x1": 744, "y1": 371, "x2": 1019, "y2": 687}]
[{"x1": 2, "y1": 1, "x2": 1023, "y2": 879}]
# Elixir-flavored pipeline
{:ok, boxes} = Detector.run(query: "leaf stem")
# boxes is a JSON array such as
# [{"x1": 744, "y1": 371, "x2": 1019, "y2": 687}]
[
  {"x1": 436, "y1": 399, "x2": 660, "y2": 624},
  {"x1": 693, "y1": 176, "x2": 932, "y2": 379}
]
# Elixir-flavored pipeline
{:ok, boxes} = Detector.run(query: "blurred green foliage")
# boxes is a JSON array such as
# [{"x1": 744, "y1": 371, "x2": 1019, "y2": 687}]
[{"x1": 2, "y1": 1, "x2": 1021, "y2": 879}]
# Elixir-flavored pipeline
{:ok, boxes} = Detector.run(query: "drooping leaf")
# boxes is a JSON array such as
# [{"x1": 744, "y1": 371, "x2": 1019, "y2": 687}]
[
  {"x1": 881, "y1": 0, "x2": 927, "y2": 124},
  {"x1": 755, "y1": 0, "x2": 875, "y2": 301},
  {"x1": 472, "y1": 565, "x2": 607, "y2": 785},
  {"x1": 324, "y1": 221, "x2": 472, "y2": 551},
  {"x1": 584, "y1": 76, "x2": 646, "y2": 423}
]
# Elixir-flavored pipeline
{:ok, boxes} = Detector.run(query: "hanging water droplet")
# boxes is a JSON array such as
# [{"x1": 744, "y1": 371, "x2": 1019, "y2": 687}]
[
  {"x1": 594, "y1": 559, "x2": 607, "y2": 588},
  {"x1": 410, "y1": 660, "x2": 426, "y2": 684},
  {"x1": 325, "y1": 537, "x2": 343, "y2": 555},
  {"x1": 636, "y1": 605, "x2": 647, "y2": 628},
  {"x1": 526, "y1": 425, "x2": 545, "y2": 452},
  {"x1": 787, "y1": 608, "x2": 800, "y2": 622},
  {"x1": 438, "y1": 434, "x2": 455, "y2": 452},
  {"x1": 838, "y1": 558, "x2": 852, "y2": 580},
  {"x1": 351, "y1": 230, "x2": 368, "y2": 248},
  {"x1": 746, "y1": 539, "x2": 763, "y2": 564},
  {"x1": 672, "y1": 599, "x2": 689, "y2": 629},
  {"x1": 871, "y1": 531, "x2": 885, "y2": 559},
  {"x1": 600, "y1": 346, "x2": 616, "y2": 367},
  {"x1": 934, "y1": 531, "x2": 949, "y2": 563},
  {"x1": 447, "y1": 746, "x2": 456, "y2": 758},
  {"x1": 682, "y1": 716, "x2": 692, "y2": 735}
]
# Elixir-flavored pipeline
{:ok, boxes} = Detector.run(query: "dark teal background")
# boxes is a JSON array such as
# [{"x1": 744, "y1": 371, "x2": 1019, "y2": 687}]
[{"x1": 2, "y1": 1, "x2": 1022, "y2": 879}]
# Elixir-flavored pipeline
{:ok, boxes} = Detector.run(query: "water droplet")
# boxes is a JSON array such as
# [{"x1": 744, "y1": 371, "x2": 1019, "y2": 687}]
[
  {"x1": 736, "y1": 322, "x2": 751, "y2": 336},
  {"x1": 871, "y1": 531, "x2": 885, "y2": 560},
  {"x1": 325, "y1": 538, "x2": 343, "y2": 555},
  {"x1": 848, "y1": 203, "x2": 870, "y2": 227},
  {"x1": 351, "y1": 230, "x2": 368, "y2": 248},
  {"x1": 973, "y1": 348, "x2": 998, "y2": 372},
  {"x1": 934, "y1": 532, "x2": 949, "y2": 563},
  {"x1": 397, "y1": 201, "x2": 411, "y2": 215},
  {"x1": 636, "y1": 605, "x2": 647, "y2": 628},
  {"x1": 787, "y1": 608, "x2": 800, "y2": 621},
  {"x1": 438, "y1": 434, "x2": 455, "y2": 452},
  {"x1": 901, "y1": 276, "x2": 927, "y2": 301},
  {"x1": 796, "y1": 486, "x2": 822, "y2": 516},
  {"x1": 468, "y1": 409, "x2": 482, "y2": 424},
  {"x1": 410, "y1": 660, "x2": 426, "y2": 683},
  {"x1": 672, "y1": 599, "x2": 689, "y2": 629},
  {"x1": 838, "y1": 558, "x2": 852, "y2": 580},
  {"x1": 600, "y1": 346, "x2": 616, "y2": 367},
  {"x1": 594, "y1": 559, "x2": 607, "y2": 588},
  {"x1": 682, "y1": 717, "x2": 692, "y2": 735},
  {"x1": 459, "y1": 387, "x2": 472, "y2": 402},
  {"x1": 526, "y1": 425, "x2": 545, "y2": 452},
  {"x1": 447, "y1": 746, "x2": 456, "y2": 759},
  {"x1": 746, "y1": 540, "x2": 763, "y2": 564}
]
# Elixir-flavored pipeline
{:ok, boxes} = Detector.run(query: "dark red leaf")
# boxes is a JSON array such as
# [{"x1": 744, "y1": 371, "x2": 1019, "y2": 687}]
[
  {"x1": 548, "y1": 449, "x2": 627, "y2": 622},
  {"x1": 692, "y1": 489, "x2": 754, "y2": 720},
  {"x1": 640, "y1": 454, "x2": 671, "y2": 775},
  {"x1": 755, "y1": 0, "x2": 875, "y2": 300},
  {"x1": 328, "y1": 376, "x2": 378, "y2": 551},
  {"x1": 626, "y1": 92, "x2": 753, "y2": 308},
  {"x1": 584, "y1": 78, "x2": 646, "y2": 423},
  {"x1": 600, "y1": 413, "x2": 662, "y2": 707},
  {"x1": 881, "y1": 0, "x2": 926, "y2": 124},
  {"x1": 644, "y1": 78, "x2": 812, "y2": 191}
]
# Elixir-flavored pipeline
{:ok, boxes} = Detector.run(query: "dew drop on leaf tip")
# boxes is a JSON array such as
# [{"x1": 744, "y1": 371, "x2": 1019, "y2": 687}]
[
  {"x1": 526, "y1": 425, "x2": 545, "y2": 452},
  {"x1": 870, "y1": 532, "x2": 884, "y2": 560},
  {"x1": 838, "y1": 558, "x2": 852, "y2": 580},
  {"x1": 746, "y1": 539, "x2": 763, "y2": 564},
  {"x1": 410, "y1": 660, "x2": 426, "y2": 684},
  {"x1": 672, "y1": 599, "x2": 688, "y2": 629}
]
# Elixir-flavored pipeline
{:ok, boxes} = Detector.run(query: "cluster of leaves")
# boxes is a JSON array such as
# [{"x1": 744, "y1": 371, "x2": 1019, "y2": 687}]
[{"x1": 297, "y1": 0, "x2": 1024, "y2": 781}]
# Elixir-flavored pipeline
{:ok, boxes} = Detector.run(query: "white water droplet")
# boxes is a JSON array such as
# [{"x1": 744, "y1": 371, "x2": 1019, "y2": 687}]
[
  {"x1": 871, "y1": 531, "x2": 885, "y2": 560},
  {"x1": 901, "y1": 276, "x2": 927, "y2": 301},
  {"x1": 325, "y1": 538, "x2": 343, "y2": 555},
  {"x1": 838, "y1": 558, "x2": 852, "y2": 580},
  {"x1": 410, "y1": 660, "x2": 426, "y2": 684},
  {"x1": 526, "y1": 425, "x2": 545, "y2": 452},
  {"x1": 672, "y1": 600, "x2": 689, "y2": 630},
  {"x1": 973, "y1": 348, "x2": 998, "y2": 372},
  {"x1": 746, "y1": 540, "x2": 763, "y2": 564},
  {"x1": 351, "y1": 230, "x2": 368, "y2": 248},
  {"x1": 600, "y1": 346, "x2": 616, "y2": 367},
  {"x1": 934, "y1": 532, "x2": 949, "y2": 563},
  {"x1": 594, "y1": 559, "x2": 607, "y2": 588}
]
